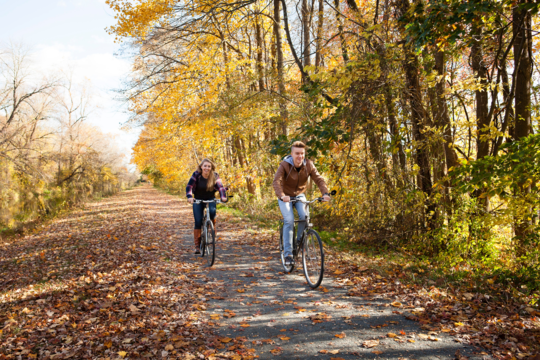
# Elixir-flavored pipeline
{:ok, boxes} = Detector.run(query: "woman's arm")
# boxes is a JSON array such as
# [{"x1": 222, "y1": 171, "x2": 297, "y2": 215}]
[
  {"x1": 214, "y1": 173, "x2": 227, "y2": 199},
  {"x1": 186, "y1": 172, "x2": 199, "y2": 198}
]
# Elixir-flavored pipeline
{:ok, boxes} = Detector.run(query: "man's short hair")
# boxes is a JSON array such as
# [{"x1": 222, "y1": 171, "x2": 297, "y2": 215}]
[{"x1": 291, "y1": 141, "x2": 306, "y2": 150}]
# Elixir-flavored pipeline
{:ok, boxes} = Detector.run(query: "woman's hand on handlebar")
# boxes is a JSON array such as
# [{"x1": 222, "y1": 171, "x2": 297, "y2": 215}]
[
  {"x1": 188, "y1": 198, "x2": 194, "y2": 204},
  {"x1": 221, "y1": 196, "x2": 227, "y2": 202}
]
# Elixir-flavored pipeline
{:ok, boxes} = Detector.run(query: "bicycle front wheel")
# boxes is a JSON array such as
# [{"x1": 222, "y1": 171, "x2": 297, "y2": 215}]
[
  {"x1": 302, "y1": 229, "x2": 324, "y2": 288},
  {"x1": 200, "y1": 226, "x2": 206, "y2": 257},
  {"x1": 279, "y1": 222, "x2": 294, "y2": 273},
  {"x1": 205, "y1": 220, "x2": 215, "y2": 267}
]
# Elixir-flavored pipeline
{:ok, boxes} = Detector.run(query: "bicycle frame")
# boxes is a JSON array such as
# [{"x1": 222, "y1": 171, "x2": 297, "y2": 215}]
[{"x1": 286, "y1": 197, "x2": 325, "y2": 259}]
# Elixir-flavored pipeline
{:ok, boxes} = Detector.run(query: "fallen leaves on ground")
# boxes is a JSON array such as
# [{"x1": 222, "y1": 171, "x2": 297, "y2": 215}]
[
  {"x1": 0, "y1": 186, "x2": 221, "y2": 359},
  {"x1": 324, "y1": 247, "x2": 540, "y2": 359}
]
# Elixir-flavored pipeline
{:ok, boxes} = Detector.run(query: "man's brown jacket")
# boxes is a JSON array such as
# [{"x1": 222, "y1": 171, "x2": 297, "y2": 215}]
[{"x1": 273, "y1": 157, "x2": 329, "y2": 198}]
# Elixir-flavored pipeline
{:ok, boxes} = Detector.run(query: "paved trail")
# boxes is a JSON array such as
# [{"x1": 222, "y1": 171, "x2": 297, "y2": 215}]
[
  {"x1": 169, "y1": 188, "x2": 483, "y2": 360},
  {"x1": 0, "y1": 185, "x2": 486, "y2": 359}
]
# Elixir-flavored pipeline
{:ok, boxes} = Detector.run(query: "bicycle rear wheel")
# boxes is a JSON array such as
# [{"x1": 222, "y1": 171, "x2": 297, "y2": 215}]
[
  {"x1": 205, "y1": 220, "x2": 215, "y2": 267},
  {"x1": 302, "y1": 229, "x2": 324, "y2": 288},
  {"x1": 279, "y1": 222, "x2": 294, "y2": 273}
]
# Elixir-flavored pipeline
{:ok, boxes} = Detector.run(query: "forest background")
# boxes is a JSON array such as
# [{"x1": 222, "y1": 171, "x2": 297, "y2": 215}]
[
  {"x1": 0, "y1": 44, "x2": 138, "y2": 234},
  {"x1": 106, "y1": 0, "x2": 540, "y2": 297}
]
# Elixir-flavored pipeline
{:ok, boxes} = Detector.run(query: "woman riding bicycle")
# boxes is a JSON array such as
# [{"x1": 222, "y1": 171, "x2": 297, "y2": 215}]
[
  {"x1": 273, "y1": 141, "x2": 331, "y2": 266},
  {"x1": 186, "y1": 158, "x2": 227, "y2": 254}
]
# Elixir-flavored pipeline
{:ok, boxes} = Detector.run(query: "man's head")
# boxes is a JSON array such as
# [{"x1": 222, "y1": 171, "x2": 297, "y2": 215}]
[{"x1": 291, "y1": 141, "x2": 306, "y2": 167}]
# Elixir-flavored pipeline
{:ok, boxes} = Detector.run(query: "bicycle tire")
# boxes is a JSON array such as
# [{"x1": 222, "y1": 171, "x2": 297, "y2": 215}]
[
  {"x1": 302, "y1": 229, "x2": 324, "y2": 288},
  {"x1": 279, "y1": 222, "x2": 294, "y2": 273},
  {"x1": 205, "y1": 220, "x2": 215, "y2": 267},
  {"x1": 200, "y1": 224, "x2": 206, "y2": 257}
]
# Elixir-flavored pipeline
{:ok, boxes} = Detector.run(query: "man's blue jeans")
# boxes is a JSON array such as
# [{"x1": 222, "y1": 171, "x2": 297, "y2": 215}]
[
  {"x1": 193, "y1": 202, "x2": 216, "y2": 229},
  {"x1": 279, "y1": 194, "x2": 307, "y2": 258}
]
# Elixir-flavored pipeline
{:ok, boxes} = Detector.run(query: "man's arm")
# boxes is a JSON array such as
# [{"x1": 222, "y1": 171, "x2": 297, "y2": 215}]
[
  {"x1": 308, "y1": 161, "x2": 329, "y2": 195},
  {"x1": 273, "y1": 162, "x2": 286, "y2": 199}
]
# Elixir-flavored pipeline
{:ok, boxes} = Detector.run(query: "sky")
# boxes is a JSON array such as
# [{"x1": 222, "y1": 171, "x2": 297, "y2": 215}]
[{"x1": 1, "y1": 0, "x2": 139, "y2": 164}]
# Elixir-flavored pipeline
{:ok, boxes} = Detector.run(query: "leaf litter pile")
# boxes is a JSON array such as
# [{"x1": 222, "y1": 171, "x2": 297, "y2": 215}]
[{"x1": 0, "y1": 186, "x2": 219, "y2": 359}]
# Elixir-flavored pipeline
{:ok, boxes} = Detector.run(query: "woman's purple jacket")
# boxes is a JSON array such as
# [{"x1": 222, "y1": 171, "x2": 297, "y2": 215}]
[{"x1": 185, "y1": 171, "x2": 227, "y2": 199}]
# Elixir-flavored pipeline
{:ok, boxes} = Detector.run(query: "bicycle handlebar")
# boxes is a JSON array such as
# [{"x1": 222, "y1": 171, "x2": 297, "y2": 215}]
[
  {"x1": 289, "y1": 190, "x2": 337, "y2": 204},
  {"x1": 193, "y1": 195, "x2": 233, "y2": 204}
]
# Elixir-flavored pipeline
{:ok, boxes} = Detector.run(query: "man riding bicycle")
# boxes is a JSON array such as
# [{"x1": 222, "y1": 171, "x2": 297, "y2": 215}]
[{"x1": 273, "y1": 141, "x2": 331, "y2": 266}]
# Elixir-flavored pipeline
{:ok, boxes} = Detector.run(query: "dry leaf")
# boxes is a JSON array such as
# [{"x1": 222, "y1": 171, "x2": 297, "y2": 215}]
[{"x1": 362, "y1": 339, "x2": 379, "y2": 348}]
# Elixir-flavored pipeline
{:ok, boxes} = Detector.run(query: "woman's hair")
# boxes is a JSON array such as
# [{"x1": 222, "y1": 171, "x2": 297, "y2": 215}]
[{"x1": 196, "y1": 158, "x2": 216, "y2": 191}]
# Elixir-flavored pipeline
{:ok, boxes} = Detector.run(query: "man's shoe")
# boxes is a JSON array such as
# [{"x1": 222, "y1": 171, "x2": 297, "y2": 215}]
[
  {"x1": 285, "y1": 256, "x2": 294, "y2": 266},
  {"x1": 194, "y1": 248, "x2": 201, "y2": 254}
]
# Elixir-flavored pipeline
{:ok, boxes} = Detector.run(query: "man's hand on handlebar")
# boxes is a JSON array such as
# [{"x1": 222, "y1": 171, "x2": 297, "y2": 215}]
[
  {"x1": 281, "y1": 196, "x2": 291, "y2": 203},
  {"x1": 322, "y1": 194, "x2": 331, "y2": 202}
]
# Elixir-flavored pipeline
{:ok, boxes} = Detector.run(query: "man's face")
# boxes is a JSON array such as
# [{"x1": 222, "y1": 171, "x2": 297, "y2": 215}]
[{"x1": 291, "y1": 147, "x2": 305, "y2": 167}]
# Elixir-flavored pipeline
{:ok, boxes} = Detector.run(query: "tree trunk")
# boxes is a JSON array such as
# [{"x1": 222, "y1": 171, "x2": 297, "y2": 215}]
[
  {"x1": 256, "y1": 15, "x2": 265, "y2": 92},
  {"x1": 234, "y1": 136, "x2": 256, "y2": 195},
  {"x1": 471, "y1": 26, "x2": 490, "y2": 160},
  {"x1": 396, "y1": 0, "x2": 432, "y2": 198},
  {"x1": 274, "y1": 0, "x2": 288, "y2": 136},
  {"x1": 434, "y1": 50, "x2": 458, "y2": 171},
  {"x1": 513, "y1": 0, "x2": 532, "y2": 246},
  {"x1": 334, "y1": 0, "x2": 349, "y2": 63},
  {"x1": 315, "y1": 0, "x2": 324, "y2": 68},
  {"x1": 374, "y1": 40, "x2": 406, "y2": 177},
  {"x1": 302, "y1": 0, "x2": 311, "y2": 82}
]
